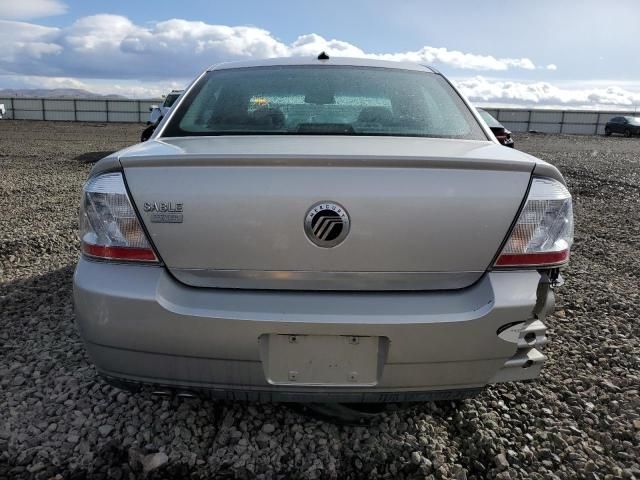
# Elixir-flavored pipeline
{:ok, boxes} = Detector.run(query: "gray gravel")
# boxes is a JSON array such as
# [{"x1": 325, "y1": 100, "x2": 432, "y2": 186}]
[{"x1": 1, "y1": 120, "x2": 639, "y2": 479}]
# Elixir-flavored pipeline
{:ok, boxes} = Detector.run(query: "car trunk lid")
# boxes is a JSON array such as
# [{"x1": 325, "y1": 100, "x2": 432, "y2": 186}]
[{"x1": 121, "y1": 136, "x2": 534, "y2": 290}]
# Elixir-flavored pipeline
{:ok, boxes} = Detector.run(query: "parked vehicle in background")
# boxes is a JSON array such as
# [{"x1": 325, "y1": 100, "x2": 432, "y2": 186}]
[
  {"x1": 477, "y1": 108, "x2": 514, "y2": 147},
  {"x1": 0, "y1": 104, "x2": 5, "y2": 119},
  {"x1": 140, "y1": 123, "x2": 156, "y2": 142},
  {"x1": 74, "y1": 55, "x2": 573, "y2": 403},
  {"x1": 604, "y1": 116, "x2": 640, "y2": 137},
  {"x1": 142, "y1": 90, "x2": 184, "y2": 142},
  {"x1": 147, "y1": 90, "x2": 183, "y2": 125}
]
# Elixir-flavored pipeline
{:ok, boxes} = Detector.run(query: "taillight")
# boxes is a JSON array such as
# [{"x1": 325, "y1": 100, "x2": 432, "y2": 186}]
[
  {"x1": 495, "y1": 177, "x2": 573, "y2": 268},
  {"x1": 79, "y1": 172, "x2": 158, "y2": 262}
]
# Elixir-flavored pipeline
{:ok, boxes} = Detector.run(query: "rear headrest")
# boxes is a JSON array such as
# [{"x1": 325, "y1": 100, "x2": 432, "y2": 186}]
[
  {"x1": 357, "y1": 107, "x2": 394, "y2": 124},
  {"x1": 251, "y1": 107, "x2": 286, "y2": 128}
]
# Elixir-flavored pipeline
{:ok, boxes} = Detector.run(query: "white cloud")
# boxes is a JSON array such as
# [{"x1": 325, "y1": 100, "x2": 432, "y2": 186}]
[
  {"x1": 0, "y1": 14, "x2": 545, "y2": 81},
  {"x1": 371, "y1": 47, "x2": 535, "y2": 71},
  {"x1": 0, "y1": 73, "x2": 181, "y2": 98},
  {"x1": 2, "y1": 13, "x2": 638, "y2": 108},
  {"x1": 0, "y1": 20, "x2": 60, "y2": 74},
  {"x1": 455, "y1": 76, "x2": 640, "y2": 108},
  {"x1": 0, "y1": 0, "x2": 67, "y2": 20}
]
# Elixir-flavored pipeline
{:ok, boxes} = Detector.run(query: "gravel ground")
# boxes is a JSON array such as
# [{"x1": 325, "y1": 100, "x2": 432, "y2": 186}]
[{"x1": 1, "y1": 120, "x2": 639, "y2": 480}]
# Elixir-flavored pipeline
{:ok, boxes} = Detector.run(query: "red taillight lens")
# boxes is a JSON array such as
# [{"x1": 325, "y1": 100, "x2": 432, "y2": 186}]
[
  {"x1": 495, "y1": 177, "x2": 573, "y2": 268},
  {"x1": 81, "y1": 243, "x2": 158, "y2": 262},
  {"x1": 79, "y1": 172, "x2": 158, "y2": 263},
  {"x1": 495, "y1": 250, "x2": 569, "y2": 267}
]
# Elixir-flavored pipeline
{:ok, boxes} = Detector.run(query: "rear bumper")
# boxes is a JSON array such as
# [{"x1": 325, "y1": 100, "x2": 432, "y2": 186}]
[{"x1": 73, "y1": 258, "x2": 553, "y2": 402}]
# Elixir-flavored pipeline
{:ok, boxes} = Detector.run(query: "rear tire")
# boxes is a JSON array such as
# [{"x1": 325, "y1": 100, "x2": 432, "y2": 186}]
[
  {"x1": 624, "y1": 128, "x2": 632, "y2": 138},
  {"x1": 604, "y1": 127, "x2": 612, "y2": 136}
]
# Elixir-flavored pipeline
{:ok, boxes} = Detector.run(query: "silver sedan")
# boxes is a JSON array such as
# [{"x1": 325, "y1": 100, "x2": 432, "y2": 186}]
[{"x1": 73, "y1": 55, "x2": 573, "y2": 402}]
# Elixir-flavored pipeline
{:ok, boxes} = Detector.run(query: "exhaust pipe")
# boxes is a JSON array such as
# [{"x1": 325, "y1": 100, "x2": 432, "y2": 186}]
[
  {"x1": 151, "y1": 389, "x2": 198, "y2": 398},
  {"x1": 177, "y1": 391, "x2": 197, "y2": 398},
  {"x1": 151, "y1": 390, "x2": 172, "y2": 396}
]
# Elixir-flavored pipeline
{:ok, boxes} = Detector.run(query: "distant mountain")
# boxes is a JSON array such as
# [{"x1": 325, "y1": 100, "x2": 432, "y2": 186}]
[{"x1": 0, "y1": 88, "x2": 127, "y2": 99}]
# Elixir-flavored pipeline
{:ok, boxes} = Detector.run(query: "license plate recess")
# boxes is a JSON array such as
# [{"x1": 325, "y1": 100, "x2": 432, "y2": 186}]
[{"x1": 260, "y1": 334, "x2": 384, "y2": 386}]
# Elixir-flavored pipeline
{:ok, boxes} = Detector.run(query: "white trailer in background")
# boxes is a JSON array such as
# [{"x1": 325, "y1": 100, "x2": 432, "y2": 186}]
[{"x1": 0, "y1": 104, "x2": 5, "y2": 119}]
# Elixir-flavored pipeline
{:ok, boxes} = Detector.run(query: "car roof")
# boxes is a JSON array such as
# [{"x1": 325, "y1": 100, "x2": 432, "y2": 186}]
[{"x1": 208, "y1": 56, "x2": 437, "y2": 73}]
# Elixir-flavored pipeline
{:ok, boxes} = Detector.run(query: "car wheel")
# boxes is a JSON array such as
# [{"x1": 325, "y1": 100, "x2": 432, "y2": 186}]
[
  {"x1": 624, "y1": 128, "x2": 632, "y2": 138},
  {"x1": 604, "y1": 127, "x2": 612, "y2": 136}
]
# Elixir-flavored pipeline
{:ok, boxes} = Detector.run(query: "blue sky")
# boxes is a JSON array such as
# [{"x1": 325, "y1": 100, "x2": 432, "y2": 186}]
[{"x1": 1, "y1": 0, "x2": 639, "y2": 107}]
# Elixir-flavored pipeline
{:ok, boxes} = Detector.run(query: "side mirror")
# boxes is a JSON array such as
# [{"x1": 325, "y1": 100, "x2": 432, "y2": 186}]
[
  {"x1": 489, "y1": 126, "x2": 503, "y2": 136},
  {"x1": 141, "y1": 115, "x2": 164, "y2": 142},
  {"x1": 141, "y1": 124, "x2": 156, "y2": 142}
]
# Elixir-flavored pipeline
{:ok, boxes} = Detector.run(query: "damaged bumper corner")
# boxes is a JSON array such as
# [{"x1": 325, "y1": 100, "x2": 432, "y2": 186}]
[{"x1": 489, "y1": 271, "x2": 557, "y2": 384}]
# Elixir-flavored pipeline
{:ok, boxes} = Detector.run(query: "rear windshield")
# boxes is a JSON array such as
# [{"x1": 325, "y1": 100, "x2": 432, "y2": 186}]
[{"x1": 162, "y1": 66, "x2": 487, "y2": 140}]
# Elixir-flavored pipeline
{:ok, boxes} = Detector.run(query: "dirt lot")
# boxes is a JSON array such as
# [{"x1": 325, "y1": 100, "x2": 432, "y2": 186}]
[{"x1": 1, "y1": 120, "x2": 638, "y2": 479}]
